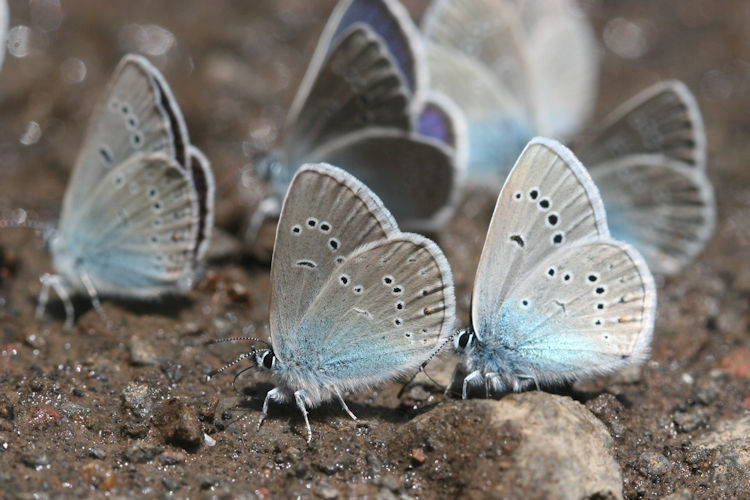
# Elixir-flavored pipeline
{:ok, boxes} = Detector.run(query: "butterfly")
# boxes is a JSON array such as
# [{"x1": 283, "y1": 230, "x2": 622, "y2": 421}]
[
  {"x1": 34, "y1": 54, "x2": 214, "y2": 329},
  {"x1": 0, "y1": 0, "x2": 7, "y2": 70},
  {"x1": 249, "y1": 0, "x2": 466, "y2": 238},
  {"x1": 422, "y1": 0, "x2": 715, "y2": 275},
  {"x1": 452, "y1": 137, "x2": 656, "y2": 398},
  {"x1": 215, "y1": 163, "x2": 455, "y2": 442}
]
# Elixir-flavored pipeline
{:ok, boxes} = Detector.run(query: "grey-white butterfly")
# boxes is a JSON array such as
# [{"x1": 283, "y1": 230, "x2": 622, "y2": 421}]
[
  {"x1": 248, "y1": 0, "x2": 466, "y2": 239},
  {"x1": 422, "y1": 0, "x2": 714, "y2": 275},
  {"x1": 215, "y1": 163, "x2": 455, "y2": 442},
  {"x1": 452, "y1": 137, "x2": 656, "y2": 398},
  {"x1": 35, "y1": 54, "x2": 214, "y2": 329},
  {"x1": 0, "y1": 0, "x2": 7, "y2": 70}
]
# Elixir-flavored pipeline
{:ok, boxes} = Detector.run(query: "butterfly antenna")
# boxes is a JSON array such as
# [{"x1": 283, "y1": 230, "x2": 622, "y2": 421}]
[
  {"x1": 231, "y1": 364, "x2": 257, "y2": 393},
  {"x1": 207, "y1": 336, "x2": 271, "y2": 349},
  {"x1": 206, "y1": 351, "x2": 255, "y2": 381},
  {"x1": 0, "y1": 209, "x2": 48, "y2": 232},
  {"x1": 397, "y1": 337, "x2": 454, "y2": 398}
]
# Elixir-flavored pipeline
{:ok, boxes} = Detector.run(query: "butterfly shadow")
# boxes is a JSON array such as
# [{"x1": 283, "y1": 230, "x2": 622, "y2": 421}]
[{"x1": 114, "y1": 294, "x2": 193, "y2": 319}]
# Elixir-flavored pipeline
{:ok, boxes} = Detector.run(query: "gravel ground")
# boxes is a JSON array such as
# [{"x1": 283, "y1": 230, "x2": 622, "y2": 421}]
[{"x1": 0, "y1": 1, "x2": 748, "y2": 498}]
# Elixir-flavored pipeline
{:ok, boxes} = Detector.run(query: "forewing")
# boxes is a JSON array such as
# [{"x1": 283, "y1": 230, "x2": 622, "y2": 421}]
[
  {"x1": 425, "y1": 45, "x2": 533, "y2": 184},
  {"x1": 523, "y1": 1, "x2": 599, "y2": 138},
  {"x1": 590, "y1": 155, "x2": 716, "y2": 275},
  {"x1": 284, "y1": 26, "x2": 411, "y2": 165},
  {"x1": 292, "y1": 234, "x2": 455, "y2": 388},
  {"x1": 577, "y1": 80, "x2": 706, "y2": 169},
  {"x1": 325, "y1": 0, "x2": 423, "y2": 93},
  {"x1": 61, "y1": 55, "x2": 188, "y2": 223},
  {"x1": 491, "y1": 239, "x2": 655, "y2": 383},
  {"x1": 270, "y1": 163, "x2": 399, "y2": 355},
  {"x1": 311, "y1": 129, "x2": 459, "y2": 230},
  {"x1": 188, "y1": 146, "x2": 215, "y2": 264},
  {"x1": 422, "y1": 0, "x2": 533, "y2": 118},
  {"x1": 472, "y1": 137, "x2": 609, "y2": 338},
  {"x1": 59, "y1": 153, "x2": 200, "y2": 296}
]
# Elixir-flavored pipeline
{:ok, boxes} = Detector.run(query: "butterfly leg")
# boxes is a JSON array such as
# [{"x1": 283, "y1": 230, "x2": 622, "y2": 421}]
[
  {"x1": 36, "y1": 273, "x2": 75, "y2": 330},
  {"x1": 245, "y1": 197, "x2": 281, "y2": 243},
  {"x1": 258, "y1": 387, "x2": 285, "y2": 431},
  {"x1": 485, "y1": 372, "x2": 506, "y2": 397},
  {"x1": 79, "y1": 271, "x2": 111, "y2": 329},
  {"x1": 462, "y1": 370, "x2": 483, "y2": 400},
  {"x1": 294, "y1": 390, "x2": 313, "y2": 443},
  {"x1": 333, "y1": 387, "x2": 357, "y2": 421}
]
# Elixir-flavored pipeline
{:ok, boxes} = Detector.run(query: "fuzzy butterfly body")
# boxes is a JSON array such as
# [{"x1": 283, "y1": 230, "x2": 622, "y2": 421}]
[
  {"x1": 251, "y1": 0, "x2": 465, "y2": 235},
  {"x1": 248, "y1": 163, "x2": 455, "y2": 442},
  {"x1": 454, "y1": 138, "x2": 656, "y2": 397},
  {"x1": 39, "y1": 54, "x2": 214, "y2": 328}
]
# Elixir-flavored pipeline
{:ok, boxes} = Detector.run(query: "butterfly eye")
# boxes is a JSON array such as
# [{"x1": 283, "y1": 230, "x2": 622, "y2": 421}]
[
  {"x1": 262, "y1": 351, "x2": 275, "y2": 370},
  {"x1": 456, "y1": 330, "x2": 473, "y2": 350}
]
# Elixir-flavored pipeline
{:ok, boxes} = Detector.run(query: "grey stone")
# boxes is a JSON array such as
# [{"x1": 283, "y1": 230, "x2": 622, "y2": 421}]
[
  {"x1": 121, "y1": 383, "x2": 153, "y2": 421},
  {"x1": 637, "y1": 451, "x2": 673, "y2": 478},
  {"x1": 396, "y1": 393, "x2": 623, "y2": 499},
  {"x1": 128, "y1": 336, "x2": 158, "y2": 366}
]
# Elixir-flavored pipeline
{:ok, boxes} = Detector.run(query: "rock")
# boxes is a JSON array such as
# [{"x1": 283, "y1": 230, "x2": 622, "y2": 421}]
[
  {"x1": 128, "y1": 336, "x2": 158, "y2": 366},
  {"x1": 673, "y1": 410, "x2": 708, "y2": 433},
  {"x1": 696, "y1": 415, "x2": 750, "y2": 470},
  {"x1": 159, "y1": 449, "x2": 187, "y2": 465},
  {"x1": 637, "y1": 451, "x2": 673, "y2": 478},
  {"x1": 395, "y1": 393, "x2": 623, "y2": 499},
  {"x1": 81, "y1": 461, "x2": 115, "y2": 490},
  {"x1": 160, "y1": 359, "x2": 184, "y2": 383},
  {"x1": 21, "y1": 453, "x2": 49, "y2": 470},
  {"x1": 664, "y1": 488, "x2": 694, "y2": 500},
  {"x1": 0, "y1": 391, "x2": 18, "y2": 420},
  {"x1": 315, "y1": 482, "x2": 339, "y2": 499},
  {"x1": 153, "y1": 398, "x2": 202, "y2": 450},
  {"x1": 162, "y1": 477, "x2": 180, "y2": 491},
  {"x1": 121, "y1": 383, "x2": 153, "y2": 420},
  {"x1": 123, "y1": 442, "x2": 164, "y2": 464},
  {"x1": 87, "y1": 447, "x2": 106, "y2": 460}
]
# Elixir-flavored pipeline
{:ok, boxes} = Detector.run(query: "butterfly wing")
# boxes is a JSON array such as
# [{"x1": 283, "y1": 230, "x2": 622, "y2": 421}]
[
  {"x1": 0, "y1": 0, "x2": 7, "y2": 70},
  {"x1": 310, "y1": 129, "x2": 459, "y2": 230},
  {"x1": 291, "y1": 233, "x2": 455, "y2": 388},
  {"x1": 489, "y1": 238, "x2": 655, "y2": 384},
  {"x1": 472, "y1": 137, "x2": 609, "y2": 338},
  {"x1": 577, "y1": 80, "x2": 707, "y2": 169},
  {"x1": 270, "y1": 163, "x2": 399, "y2": 356},
  {"x1": 590, "y1": 155, "x2": 716, "y2": 275},
  {"x1": 187, "y1": 146, "x2": 215, "y2": 264},
  {"x1": 422, "y1": 0, "x2": 533, "y2": 117},
  {"x1": 61, "y1": 55, "x2": 189, "y2": 224},
  {"x1": 283, "y1": 26, "x2": 412, "y2": 167},
  {"x1": 56, "y1": 153, "x2": 200, "y2": 296},
  {"x1": 520, "y1": 0, "x2": 599, "y2": 138}
]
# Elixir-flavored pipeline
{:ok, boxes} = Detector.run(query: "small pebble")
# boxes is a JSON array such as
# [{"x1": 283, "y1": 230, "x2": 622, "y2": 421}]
[
  {"x1": 128, "y1": 336, "x2": 158, "y2": 366},
  {"x1": 87, "y1": 447, "x2": 106, "y2": 460},
  {"x1": 21, "y1": 453, "x2": 49, "y2": 469},
  {"x1": 637, "y1": 451, "x2": 673, "y2": 478},
  {"x1": 162, "y1": 477, "x2": 180, "y2": 491},
  {"x1": 203, "y1": 432, "x2": 216, "y2": 447}
]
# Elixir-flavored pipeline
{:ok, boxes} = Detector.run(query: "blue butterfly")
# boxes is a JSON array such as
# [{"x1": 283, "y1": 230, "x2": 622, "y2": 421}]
[
  {"x1": 422, "y1": 0, "x2": 715, "y2": 275},
  {"x1": 247, "y1": 0, "x2": 466, "y2": 240},
  {"x1": 452, "y1": 137, "x2": 656, "y2": 398},
  {"x1": 31, "y1": 54, "x2": 214, "y2": 329},
  {"x1": 215, "y1": 163, "x2": 455, "y2": 442}
]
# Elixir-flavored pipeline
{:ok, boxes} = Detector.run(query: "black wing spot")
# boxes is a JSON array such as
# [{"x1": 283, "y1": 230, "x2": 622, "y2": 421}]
[
  {"x1": 306, "y1": 217, "x2": 317, "y2": 228},
  {"x1": 539, "y1": 198, "x2": 550, "y2": 210},
  {"x1": 291, "y1": 225, "x2": 301, "y2": 234},
  {"x1": 529, "y1": 189, "x2": 539, "y2": 200},
  {"x1": 319, "y1": 222, "x2": 331, "y2": 232},
  {"x1": 383, "y1": 275, "x2": 393, "y2": 285},
  {"x1": 595, "y1": 286, "x2": 606, "y2": 295},
  {"x1": 514, "y1": 191, "x2": 522, "y2": 200},
  {"x1": 99, "y1": 146, "x2": 113, "y2": 165},
  {"x1": 547, "y1": 267, "x2": 556, "y2": 277},
  {"x1": 547, "y1": 213, "x2": 559, "y2": 226},
  {"x1": 328, "y1": 238, "x2": 340, "y2": 251},
  {"x1": 510, "y1": 234, "x2": 525, "y2": 248},
  {"x1": 588, "y1": 274, "x2": 599, "y2": 282},
  {"x1": 552, "y1": 232, "x2": 564, "y2": 245},
  {"x1": 296, "y1": 260, "x2": 317, "y2": 269}
]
